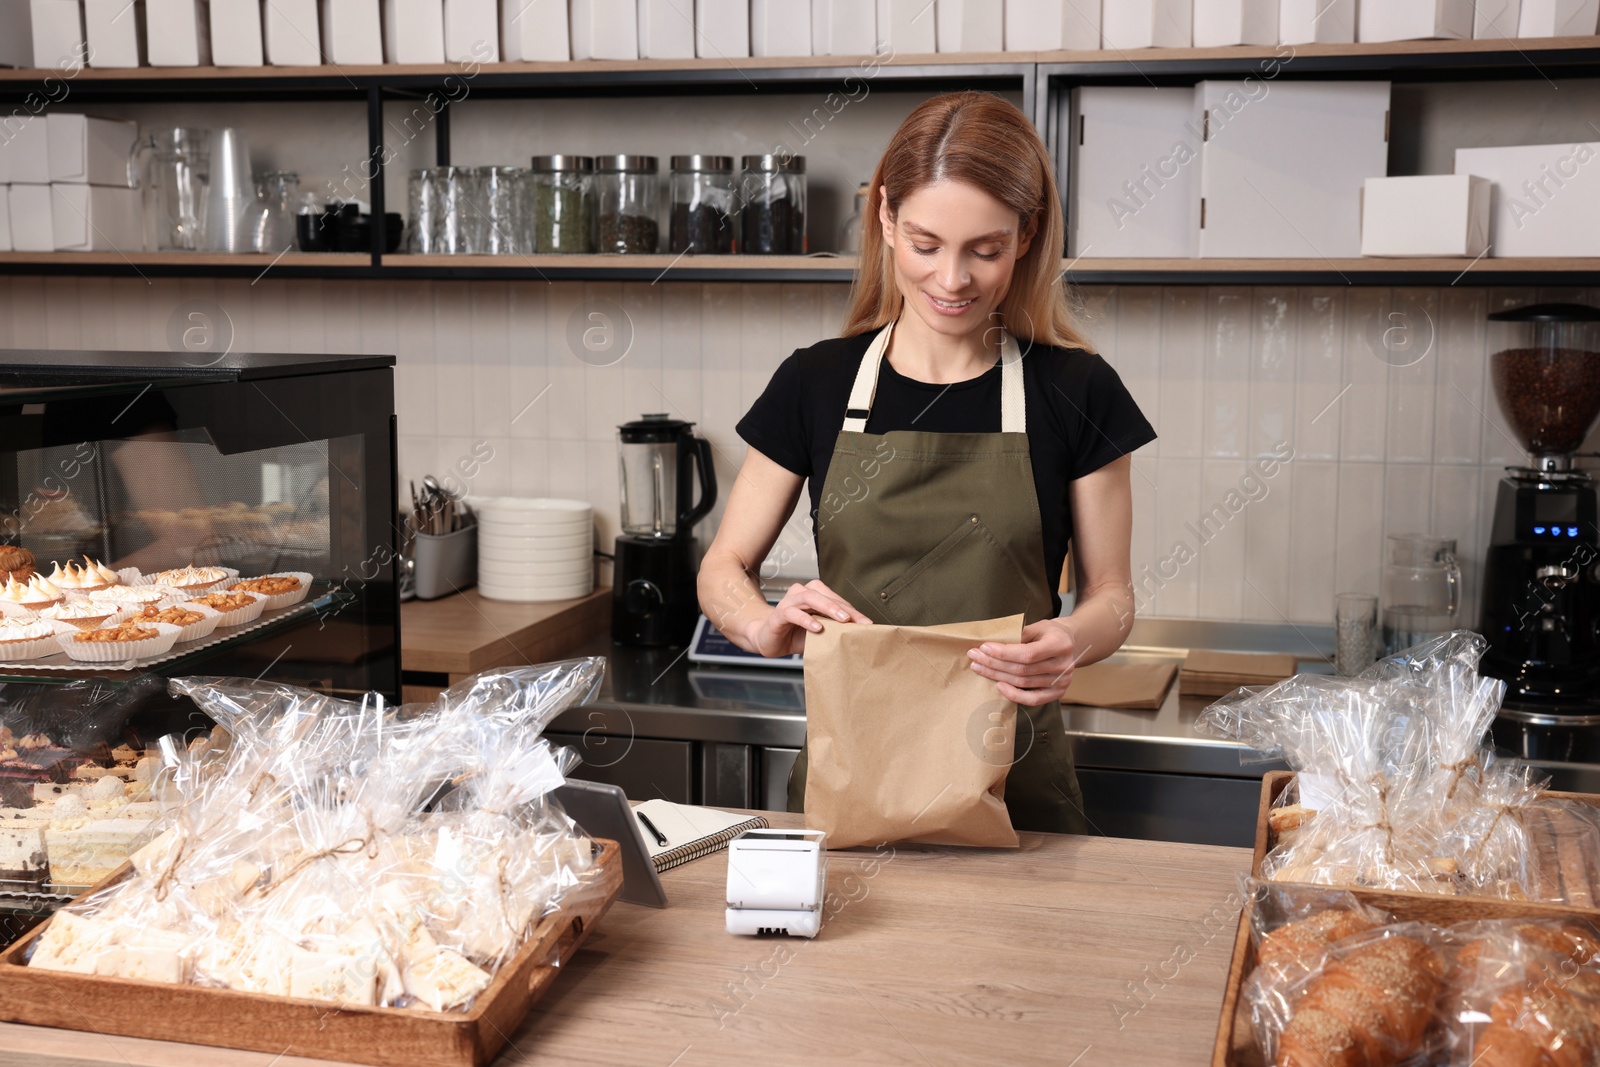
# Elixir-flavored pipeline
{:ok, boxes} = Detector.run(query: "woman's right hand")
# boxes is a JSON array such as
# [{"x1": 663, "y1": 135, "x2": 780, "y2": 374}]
[{"x1": 745, "y1": 579, "x2": 872, "y2": 657}]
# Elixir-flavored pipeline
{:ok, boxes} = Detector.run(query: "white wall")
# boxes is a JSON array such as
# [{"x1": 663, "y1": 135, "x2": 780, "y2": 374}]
[{"x1": 5, "y1": 274, "x2": 1594, "y2": 628}]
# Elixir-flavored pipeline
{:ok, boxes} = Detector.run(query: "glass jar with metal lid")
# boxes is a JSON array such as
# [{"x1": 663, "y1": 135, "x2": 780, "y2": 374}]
[
  {"x1": 528, "y1": 155, "x2": 595, "y2": 254},
  {"x1": 595, "y1": 155, "x2": 660, "y2": 254},
  {"x1": 669, "y1": 155, "x2": 736, "y2": 254},
  {"x1": 739, "y1": 154, "x2": 806, "y2": 255}
]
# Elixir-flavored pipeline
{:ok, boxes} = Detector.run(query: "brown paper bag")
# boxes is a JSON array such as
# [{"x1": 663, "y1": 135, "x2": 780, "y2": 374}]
[{"x1": 802, "y1": 614, "x2": 1023, "y2": 849}]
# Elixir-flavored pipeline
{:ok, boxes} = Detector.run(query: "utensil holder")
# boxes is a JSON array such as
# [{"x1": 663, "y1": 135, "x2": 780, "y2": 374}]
[{"x1": 412, "y1": 523, "x2": 476, "y2": 600}]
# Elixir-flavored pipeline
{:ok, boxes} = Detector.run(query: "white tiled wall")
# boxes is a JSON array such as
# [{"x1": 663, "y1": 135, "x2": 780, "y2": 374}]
[{"x1": 2, "y1": 275, "x2": 1595, "y2": 627}]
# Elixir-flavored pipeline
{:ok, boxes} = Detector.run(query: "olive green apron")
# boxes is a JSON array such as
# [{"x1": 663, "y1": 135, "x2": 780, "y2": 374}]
[{"x1": 787, "y1": 321, "x2": 1088, "y2": 836}]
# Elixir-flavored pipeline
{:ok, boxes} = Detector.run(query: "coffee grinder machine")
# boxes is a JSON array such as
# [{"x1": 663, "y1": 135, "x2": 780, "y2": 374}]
[
  {"x1": 1479, "y1": 304, "x2": 1600, "y2": 760},
  {"x1": 613, "y1": 415, "x2": 717, "y2": 646}
]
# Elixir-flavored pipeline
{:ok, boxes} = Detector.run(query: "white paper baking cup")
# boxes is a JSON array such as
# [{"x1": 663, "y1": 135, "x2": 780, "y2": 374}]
[
  {"x1": 128, "y1": 601, "x2": 222, "y2": 644},
  {"x1": 58, "y1": 621, "x2": 182, "y2": 663},
  {"x1": 190, "y1": 591, "x2": 265, "y2": 628},
  {"x1": 38, "y1": 599, "x2": 127, "y2": 631},
  {"x1": 229, "y1": 571, "x2": 312, "y2": 611},
  {"x1": 0, "y1": 626, "x2": 65, "y2": 660}
]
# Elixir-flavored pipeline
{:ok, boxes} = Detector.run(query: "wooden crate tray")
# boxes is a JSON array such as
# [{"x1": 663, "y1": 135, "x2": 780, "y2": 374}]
[
  {"x1": 0, "y1": 838, "x2": 623, "y2": 1067},
  {"x1": 1211, "y1": 772, "x2": 1600, "y2": 1066}
]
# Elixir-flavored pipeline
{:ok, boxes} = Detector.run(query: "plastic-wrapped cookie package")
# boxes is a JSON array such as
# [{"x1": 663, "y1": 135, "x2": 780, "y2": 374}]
[
  {"x1": 1201, "y1": 632, "x2": 1597, "y2": 902},
  {"x1": 23, "y1": 658, "x2": 609, "y2": 1014}
]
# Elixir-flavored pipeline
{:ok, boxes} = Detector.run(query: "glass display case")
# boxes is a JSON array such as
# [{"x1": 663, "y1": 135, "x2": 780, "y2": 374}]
[{"x1": 0, "y1": 350, "x2": 400, "y2": 707}]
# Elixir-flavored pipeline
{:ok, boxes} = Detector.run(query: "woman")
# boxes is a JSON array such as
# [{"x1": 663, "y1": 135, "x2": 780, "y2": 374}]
[{"x1": 697, "y1": 92, "x2": 1155, "y2": 835}]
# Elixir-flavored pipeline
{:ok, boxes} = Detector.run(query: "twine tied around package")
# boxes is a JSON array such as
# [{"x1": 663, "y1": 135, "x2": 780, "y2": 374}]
[
  {"x1": 1466, "y1": 801, "x2": 1520, "y2": 883},
  {"x1": 1360, "y1": 773, "x2": 1396, "y2": 866},
  {"x1": 1441, "y1": 753, "x2": 1480, "y2": 801},
  {"x1": 152, "y1": 831, "x2": 190, "y2": 903},
  {"x1": 259, "y1": 809, "x2": 377, "y2": 897}
]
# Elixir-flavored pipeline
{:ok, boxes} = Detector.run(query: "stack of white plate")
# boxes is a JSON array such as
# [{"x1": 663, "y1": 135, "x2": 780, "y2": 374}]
[{"x1": 472, "y1": 497, "x2": 595, "y2": 602}]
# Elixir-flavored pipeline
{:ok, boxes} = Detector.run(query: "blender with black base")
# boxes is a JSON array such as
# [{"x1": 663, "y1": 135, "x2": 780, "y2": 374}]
[
  {"x1": 613, "y1": 415, "x2": 717, "y2": 646},
  {"x1": 1479, "y1": 304, "x2": 1600, "y2": 761}
]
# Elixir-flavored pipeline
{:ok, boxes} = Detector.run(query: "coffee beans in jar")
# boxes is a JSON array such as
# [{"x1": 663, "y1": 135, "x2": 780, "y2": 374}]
[
  {"x1": 669, "y1": 155, "x2": 735, "y2": 255},
  {"x1": 595, "y1": 155, "x2": 660, "y2": 254},
  {"x1": 739, "y1": 154, "x2": 806, "y2": 255},
  {"x1": 1491, "y1": 347, "x2": 1600, "y2": 456}
]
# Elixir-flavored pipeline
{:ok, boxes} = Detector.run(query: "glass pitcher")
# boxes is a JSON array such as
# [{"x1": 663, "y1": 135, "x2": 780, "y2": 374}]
[
  {"x1": 617, "y1": 414, "x2": 715, "y2": 539},
  {"x1": 1381, "y1": 534, "x2": 1461, "y2": 655},
  {"x1": 244, "y1": 171, "x2": 300, "y2": 254},
  {"x1": 128, "y1": 127, "x2": 210, "y2": 251}
]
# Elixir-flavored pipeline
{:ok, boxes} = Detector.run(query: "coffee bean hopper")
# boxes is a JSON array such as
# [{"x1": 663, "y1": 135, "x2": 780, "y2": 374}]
[{"x1": 1479, "y1": 303, "x2": 1600, "y2": 759}]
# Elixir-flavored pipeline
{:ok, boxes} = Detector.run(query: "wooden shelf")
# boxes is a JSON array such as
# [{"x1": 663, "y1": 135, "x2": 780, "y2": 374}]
[
  {"x1": 1036, "y1": 33, "x2": 1600, "y2": 67},
  {"x1": 2, "y1": 252, "x2": 1596, "y2": 285}
]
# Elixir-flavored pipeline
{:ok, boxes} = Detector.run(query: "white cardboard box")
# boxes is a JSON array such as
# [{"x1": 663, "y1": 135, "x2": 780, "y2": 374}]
[
  {"x1": 1103, "y1": 0, "x2": 1192, "y2": 48},
  {"x1": 46, "y1": 114, "x2": 136, "y2": 186},
  {"x1": 83, "y1": 0, "x2": 145, "y2": 67},
  {"x1": 4, "y1": 115, "x2": 50, "y2": 184},
  {"x1": 1454, "y1": 142, "x2": 1600, "y2": 257},
  {"x1": 570, "y1": 0, "x2": 637, "y2": 59},
  {"x1": 1068, "y1": 86, "x2": 1198, "y2": 258},
  {"x1": 321, "y1": 0, "x2": 381, "y2": 63},
  {"x1": 936, "y1": 0, "x2": 1000, "y2": 52},
  {"x1": 265, "y1": 0, "x2": 322, "y2": 64},
  {"x1": 1192, "y1": 79, "x2": 1391, "y2": 257},
  {"x1": 1194, "y1": 0, "x2": 1277, "y2": 45},
  {"x1": 638, "y1": 0, "x2": 694, "y2": 58},
  {"x1": 444, "y1": 0, "x2": 497, "y2": 60},
  {"x1": 1358, "y1": 0, "x2": 1473, "y2": 41},
  {"x1": 812, "y1": 0, "x2": 874, "y2": 54},
  {"x1": 695, "y1": 0, "x2": 748, "y2": 58},
  {"x1": 998, "y1": 0, "x2": 1100, "y2": 50},
  {"x1": 211, "y1": 0, "x2": 265, "y2": 66},
  {"x1": 385, "y1": 0, "x2": 444, "y2": 62},
  {"x1": 51, "y1": 182, "x2": 142, "y2": 250},
  {"x1": 1518, "y1": 0, "x2": 1599, "y2": 35},
  {"x1": 9, "y1": 182, "x2": 50, "y2": 250},
  {"x1": 0, "y1": 1, "x2": 33, "y2": 67},
  {"x1": 30, "y1": 0, "x2": 85, "y2": 69},
  {"x1": 501, "y1": 0, "x2": 566, "y2": 59},
  {"x1": 147, "y1": 0, "x2": 212, "y2": 65},
  {"x1": 876, "y1": 0, "x2": 935, "y2": 54},
  {"x1": 1361, "y1": 175, "x2": 1490, "y2": 257},
  {"x1": 0, "y1": 186, "x2": 10, "y2": 251},
  {"x1": 752, "y1": 0, "x2": 811, "y2": 55},
  {"x1": 1474, "y1": 0, "x2": 1523, "y2": 36},
  {"x1": 1280, "y1": 0, "x2": 1354, "y2": 42}
]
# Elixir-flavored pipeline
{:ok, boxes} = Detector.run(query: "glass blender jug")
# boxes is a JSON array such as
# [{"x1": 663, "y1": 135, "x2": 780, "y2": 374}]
[
  {"x1": 128, "y1": 127, "x2": 211, "y2": 251},
  {"x1": 1381, "y1": 533, "x2": 1461, "y2": 655}
]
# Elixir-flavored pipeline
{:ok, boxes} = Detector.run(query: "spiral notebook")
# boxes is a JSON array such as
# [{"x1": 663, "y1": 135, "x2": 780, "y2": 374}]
[{"x1": 633, "y1": 799, "x2": 769, "y2": 873}]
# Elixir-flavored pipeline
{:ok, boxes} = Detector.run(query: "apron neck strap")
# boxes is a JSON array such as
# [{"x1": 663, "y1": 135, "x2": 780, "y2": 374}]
[{"x1": 842, "y1": 321, "x2": 1026, "y2": 434}]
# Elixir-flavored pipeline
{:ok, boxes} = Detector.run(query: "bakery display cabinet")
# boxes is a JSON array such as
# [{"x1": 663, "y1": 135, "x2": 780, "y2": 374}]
[{"x1": 0, "y1": 350, "x2": 400, "y2": 705}]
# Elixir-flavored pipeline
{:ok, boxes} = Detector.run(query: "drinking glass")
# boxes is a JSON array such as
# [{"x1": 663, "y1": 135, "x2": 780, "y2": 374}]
[{"x1": 1334, "y1": 592, "x2": 1378, "y2": 676}]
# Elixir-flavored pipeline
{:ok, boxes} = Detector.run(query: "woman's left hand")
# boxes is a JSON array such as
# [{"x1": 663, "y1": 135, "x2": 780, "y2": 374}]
[{"x1": 967, "y1": 619, "x2": 1080, "y2": 706}]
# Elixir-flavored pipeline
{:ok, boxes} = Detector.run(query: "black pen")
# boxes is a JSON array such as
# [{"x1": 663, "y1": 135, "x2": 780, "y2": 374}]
[{"x1": 637, "y1": 810, "x2": 669, "y2": 847}]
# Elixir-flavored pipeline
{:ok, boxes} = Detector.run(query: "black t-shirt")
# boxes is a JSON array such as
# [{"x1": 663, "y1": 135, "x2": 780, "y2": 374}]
[{"x1": 737, "y1": 332, "x2": 1157, "y2": 609}]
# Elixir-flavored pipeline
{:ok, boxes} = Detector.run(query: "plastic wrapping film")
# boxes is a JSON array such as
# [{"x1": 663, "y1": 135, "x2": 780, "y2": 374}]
[
  {"x1": 1241, "y1": 880, "x2": 1600, "y2": 1066},
  {"x1": 23, "y1": 658, "x2": 608, "y2": 1013},
  {"x1": 1199, "y1": 632, "x2": 1588, "y2": 901}
]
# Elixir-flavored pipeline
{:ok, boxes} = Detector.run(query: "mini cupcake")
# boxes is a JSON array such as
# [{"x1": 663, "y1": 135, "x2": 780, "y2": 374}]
[
  {"x1": 231, "y1": 572, "x2": 313, "y2": 611},
  {"x1": 190, "y1": 589, "x2": 264, "y2": 628},
  {"x1": 40, "y1": 597, "x2": 123, "y2": 631},
  {"x1": 60, "y1": 619, "x2": 182, "y2": 663},
  {"x1": 0, "y1": 616, "x2": 62, "y2": 660},
  {"x1": 0, "y1": 574, "x2": 64, "y2": 612},
  {"x1": 148, "y1": 564, "x2": 234, "y2": 593},
  {"x1": 46, "y1": 559, "x2": 113, "y2": 593}
]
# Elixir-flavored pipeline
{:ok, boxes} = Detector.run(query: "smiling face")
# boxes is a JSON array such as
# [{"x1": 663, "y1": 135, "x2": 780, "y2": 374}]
[{"x1": 880, "y1": 179, "x2": 1034, "y2": 345}]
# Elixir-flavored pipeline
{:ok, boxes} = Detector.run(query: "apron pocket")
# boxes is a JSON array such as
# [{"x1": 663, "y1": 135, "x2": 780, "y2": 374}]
[{"x1": 878, "y1": 513, "x2": 1041, "y2": 626}]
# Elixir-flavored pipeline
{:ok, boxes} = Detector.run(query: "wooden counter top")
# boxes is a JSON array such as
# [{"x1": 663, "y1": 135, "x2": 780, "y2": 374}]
[
  {"x1": 400, "y1": 587, "x2": 611, "y2": 681},
  {"x1": 0, "y1": 815, "x2": 1250, "y2": 1067}
]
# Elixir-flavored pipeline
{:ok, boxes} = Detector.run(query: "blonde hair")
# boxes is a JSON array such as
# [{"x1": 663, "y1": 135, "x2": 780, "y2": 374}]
[{"x1": 842, "y1": 91, "x2": 1093, "y2": 352}]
